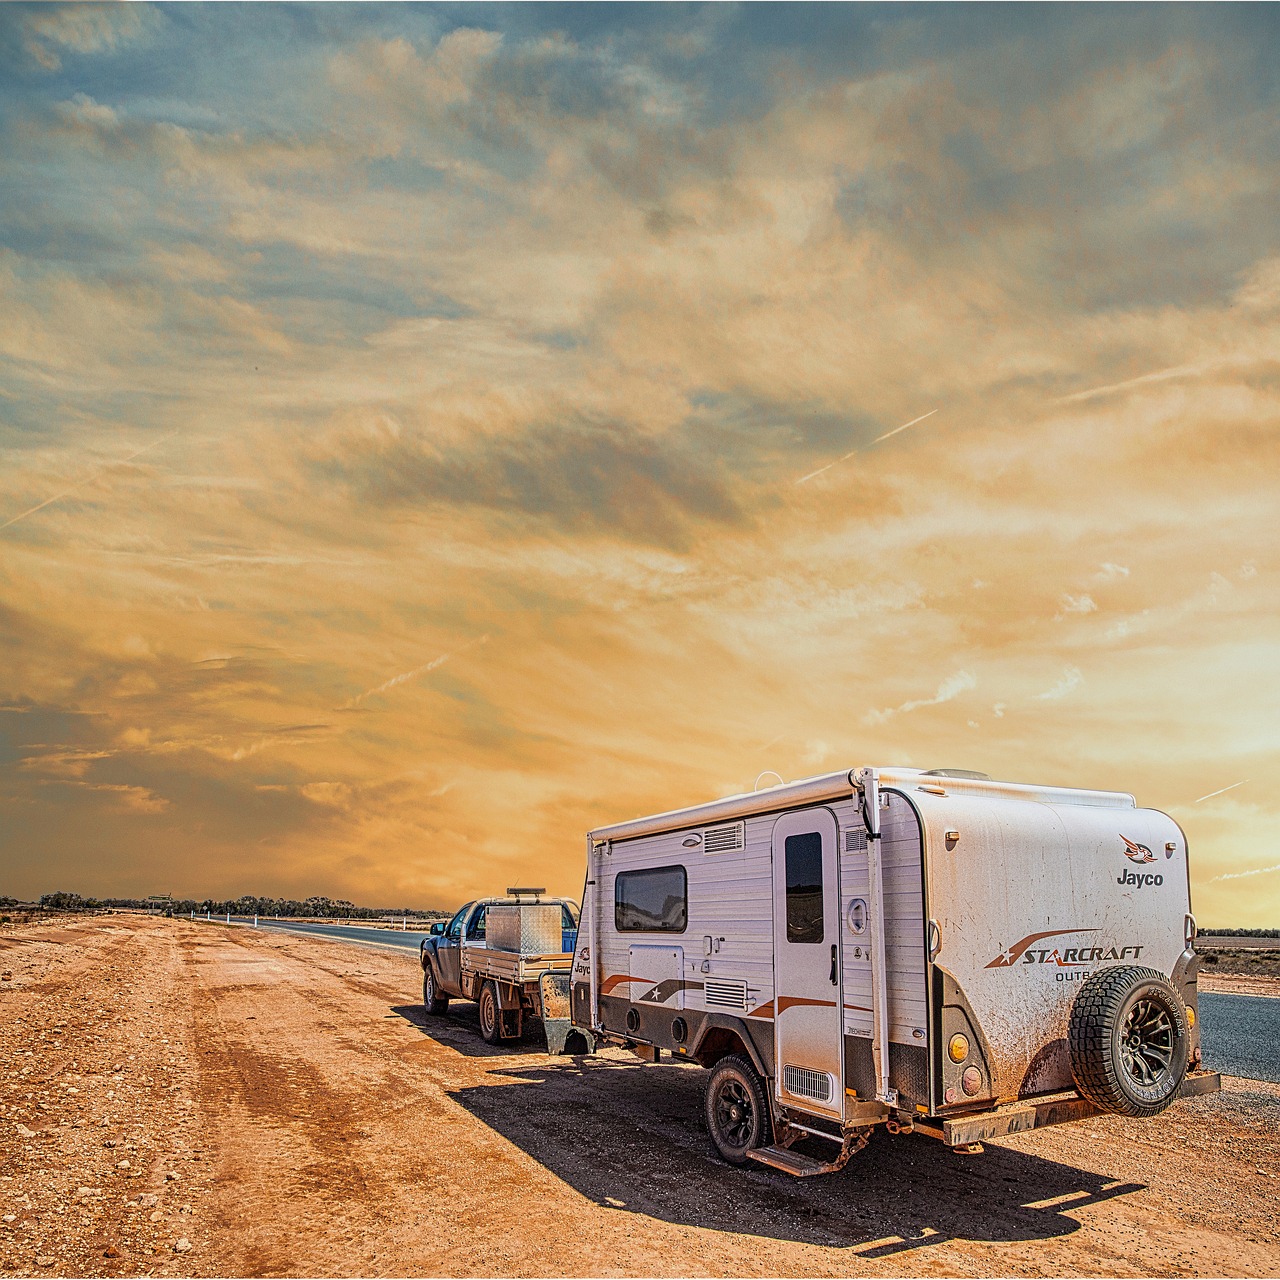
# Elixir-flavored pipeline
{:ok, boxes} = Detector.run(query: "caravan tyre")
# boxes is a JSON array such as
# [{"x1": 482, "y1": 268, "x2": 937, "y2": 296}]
[
  {"x1": 705, "y1": 1054, "x2": 772, "y2": 1165},
  {"x1": 478, "y1": 981, "x2": 503, "y2": 1045},
  {"x1": 422, "y1": 966, "x2": 449, "y2": 1016},
  {"x1": 1068, "y1": 966, "x2": 1188, "y2": 1118}
]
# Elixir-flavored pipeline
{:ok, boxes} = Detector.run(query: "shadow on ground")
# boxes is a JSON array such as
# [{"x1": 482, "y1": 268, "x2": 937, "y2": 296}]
[
  {"x1": 390, "y1": 1002, "x2": 549, "y2": 1059},
  {"x1": 390, "y1": 1001, "x2": 1144, "y2": 1252}
]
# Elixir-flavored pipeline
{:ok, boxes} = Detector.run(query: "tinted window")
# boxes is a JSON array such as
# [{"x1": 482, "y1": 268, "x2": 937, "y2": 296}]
[
  {"x1": 561, "y1": 904, "x2": 578, "y2": 929},
  {"x1": 615, "y1": 866, "x2": 687, "y2": 933},
  {"x1": 785, "y1": 832, "x2": 824, "y2": 944},
  {"x1": 466, "y1": 905, "x2": 487, "y2": 939}
]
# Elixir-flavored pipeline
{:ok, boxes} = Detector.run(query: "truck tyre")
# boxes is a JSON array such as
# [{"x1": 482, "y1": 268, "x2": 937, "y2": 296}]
[
  {"x1": 422, "y1": 965, "x2": 449, "y2": 1016},
  {"x1": 705, "y1": 1054, "x2": 772, "y2": 1165},
  {"x1": 1068, "y1": 966, "x2": 1188, "y2": 1117},
  {"x1": 478, "y1": 981, "x2": 503, "y2": 1045}
]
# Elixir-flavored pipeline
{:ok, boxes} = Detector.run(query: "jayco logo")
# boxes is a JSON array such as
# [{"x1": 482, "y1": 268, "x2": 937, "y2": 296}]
[
  {"x1": 1118, "y1": 835, "x2": 1168, "y2": 887},
  {"x1": 1117, "y1": 869, "x2": 1163, "y2": 888}
]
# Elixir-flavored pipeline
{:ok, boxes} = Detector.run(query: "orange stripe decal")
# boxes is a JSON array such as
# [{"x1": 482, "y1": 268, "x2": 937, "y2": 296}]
[
  {"x1": 600, "y1": 973, "x2": 653, "y2": 995},
  {"x1": 776, "y1": 996, "x2": 838, "y2": 1013}
]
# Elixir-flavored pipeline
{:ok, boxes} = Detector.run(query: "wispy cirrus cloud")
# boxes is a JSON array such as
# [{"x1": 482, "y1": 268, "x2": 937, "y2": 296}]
[
  {"x1": 865, "y1": 671, "x2": 977, "y2": 726},
  {"x1": 0, "y1": 6, "x2": 1278, "y2": 921}
]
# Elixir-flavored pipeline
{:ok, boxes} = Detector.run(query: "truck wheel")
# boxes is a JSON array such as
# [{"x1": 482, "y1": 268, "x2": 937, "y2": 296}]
[
  {"x1": 705, "y1": 1054, "x2": 772, "y2": 1165},
  {"x1": 422, "y1": 966, "x2": 449, "y2": 1016},
  {"x1": 1068, "y1": 966, "x2": 1188, "y2": 1117},
  {"x1": 478, "y1": 981, "x2": 503, "y2": 1045}
]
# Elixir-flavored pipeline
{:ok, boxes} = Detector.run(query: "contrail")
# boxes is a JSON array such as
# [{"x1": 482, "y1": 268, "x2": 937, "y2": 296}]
[
  {"x1": 0, "y1": 433, "x2": 177, "y2": 532},
  {"x1": 341, "y1": 635, "x2": 489, "y2": 708},
  {"x1": 795, "y1": 410, "x2": 937, "y2": 485},
  {"x1": 1193, "y1": 779, "x2": 1248, "y2": 804},
  {"x1": 1211, "y1": 861, "x2": 1280, "y2": 883}
]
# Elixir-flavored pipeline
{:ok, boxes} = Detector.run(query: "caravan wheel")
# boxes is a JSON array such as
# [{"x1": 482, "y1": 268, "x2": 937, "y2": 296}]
[
  {"x1": 1068, "y1": 966, "x2": 1188, "y2": 1118},
  {"x1": 705, "y1": 1055, "x2": 772, "y2": 1165}
]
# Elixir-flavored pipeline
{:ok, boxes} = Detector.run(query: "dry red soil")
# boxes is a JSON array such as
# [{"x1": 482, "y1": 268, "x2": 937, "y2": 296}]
[{"x1": 1, "y1": 916, "x2": 1277, "y2": 1278}]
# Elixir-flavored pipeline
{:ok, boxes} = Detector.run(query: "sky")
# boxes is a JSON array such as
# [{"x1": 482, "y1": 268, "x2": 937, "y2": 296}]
[{"x1": 0, "y1": 3, "x2": 1277, "y2": 923}]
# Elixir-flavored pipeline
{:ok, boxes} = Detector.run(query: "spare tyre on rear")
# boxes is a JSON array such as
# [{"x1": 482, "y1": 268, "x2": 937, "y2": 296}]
[{"x1": 1068, "y1": 965, "x2": 1188, "y2": 1117}]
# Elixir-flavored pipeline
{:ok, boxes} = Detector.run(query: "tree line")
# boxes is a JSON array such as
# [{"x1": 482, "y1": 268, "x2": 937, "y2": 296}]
[
  {"x1": 20, "y1": 891, "x2": 448, "y2": 920},
  {"x1": 1200, "y1": 926, "x2": 1280, "y2": 937}
]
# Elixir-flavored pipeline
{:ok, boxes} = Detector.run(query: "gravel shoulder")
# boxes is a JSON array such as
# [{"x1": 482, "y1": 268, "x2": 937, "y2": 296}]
[{"x1": 1, "y1": 917, "x2": 1277, "y2": 1278}]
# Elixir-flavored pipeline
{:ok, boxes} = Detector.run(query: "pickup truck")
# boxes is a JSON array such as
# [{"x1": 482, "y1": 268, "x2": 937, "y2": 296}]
[{"x1": 419, "y1": 893, "x2": 590, "y2": 1053}]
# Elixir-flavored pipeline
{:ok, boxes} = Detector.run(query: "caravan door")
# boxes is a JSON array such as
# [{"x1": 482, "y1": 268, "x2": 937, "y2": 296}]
[{"x1": 771, "y1": 808, "x2": 843, "y2": 1119}]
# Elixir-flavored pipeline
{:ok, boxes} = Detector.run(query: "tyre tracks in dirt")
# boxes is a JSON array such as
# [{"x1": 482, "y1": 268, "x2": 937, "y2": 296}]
[{"x1": 2, "y1": 916, "x2": 1277, "y2": 1277}]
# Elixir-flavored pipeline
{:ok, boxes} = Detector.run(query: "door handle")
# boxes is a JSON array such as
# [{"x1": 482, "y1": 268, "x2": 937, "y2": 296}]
[{"x1": 830, "y1": 944, "x2": 838, "y2": 985}]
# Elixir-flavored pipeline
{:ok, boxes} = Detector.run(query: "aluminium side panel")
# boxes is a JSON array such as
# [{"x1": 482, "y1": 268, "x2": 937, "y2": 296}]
[{"x1": 596, "y1": 817, "x2": 775, "y2": 1039}]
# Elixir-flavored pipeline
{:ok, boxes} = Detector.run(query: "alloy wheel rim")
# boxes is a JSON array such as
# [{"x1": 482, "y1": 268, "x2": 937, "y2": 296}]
[
  {"x1": 1119, "y1": 996, "x2": 1174, "y2": 1088},
  {"x1": 715, "y1": 1077, "x2": 754, "y2": 1148}
]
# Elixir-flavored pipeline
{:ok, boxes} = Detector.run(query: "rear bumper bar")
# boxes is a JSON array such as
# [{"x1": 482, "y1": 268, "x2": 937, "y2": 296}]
[{"x1": 919, "y1": 1071, "x2": 1222, "y2": 1147}]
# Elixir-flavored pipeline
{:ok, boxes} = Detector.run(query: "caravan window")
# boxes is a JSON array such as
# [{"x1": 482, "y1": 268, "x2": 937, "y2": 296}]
[
  {"x1": 615, "y1": 865, "x2": 687, "y2": 933},
  {"x1": 784, "y1": 832, "x2": 824, "y2": 943}
]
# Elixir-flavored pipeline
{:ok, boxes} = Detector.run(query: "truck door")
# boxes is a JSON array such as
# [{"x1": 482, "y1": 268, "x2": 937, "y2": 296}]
[
  {"x1": 436, "y1": 902, "x2": 472, "y2": 994},
  {"x1": 771, "y1": 808, "x2": 843, "y2": 1119}
]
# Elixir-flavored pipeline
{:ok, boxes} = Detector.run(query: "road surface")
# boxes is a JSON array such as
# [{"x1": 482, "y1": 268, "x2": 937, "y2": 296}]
[
  {"x1": 1201, "y1": 991, "x2": 1280, "y2": 1084},
  {"x1": 228, "y1": 916, "x2": 434, "y2": 952}
]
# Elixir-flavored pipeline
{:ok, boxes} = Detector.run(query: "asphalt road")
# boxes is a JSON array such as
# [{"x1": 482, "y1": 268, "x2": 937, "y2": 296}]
[
  {"x1": 227, "y1": 916, "x2": 434, "y2": 951},
  {"x1": 1200, "y1": 991, "x2": 1280, "y2": 1084}
]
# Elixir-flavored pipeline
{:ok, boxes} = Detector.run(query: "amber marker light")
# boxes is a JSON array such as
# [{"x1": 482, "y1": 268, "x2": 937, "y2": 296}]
[
  {"x1": 948, "y1": 1033, "x2": 970, "y2": 1063},
  {"x1": 1185, "y1": 1006, "x2": 1196, "y2": 1029}
]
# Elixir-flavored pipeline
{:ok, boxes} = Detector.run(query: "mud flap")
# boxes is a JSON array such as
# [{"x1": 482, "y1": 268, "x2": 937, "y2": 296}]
[{"x1": 539, "y1": 972, "x2": 596, "y2": 1055}]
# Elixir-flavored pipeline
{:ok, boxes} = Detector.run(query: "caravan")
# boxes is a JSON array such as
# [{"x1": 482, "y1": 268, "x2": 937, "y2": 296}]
[{"x1": 568, "y1": 766, "x2": 1219, "y2": 1176}]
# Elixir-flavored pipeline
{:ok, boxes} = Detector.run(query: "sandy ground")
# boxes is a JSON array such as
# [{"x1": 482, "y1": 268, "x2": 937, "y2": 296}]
[
  {"x1": 1, "y1": 917, "x2": 1277, "y2": 1279},
  {"x1": 1199, "y1": 973, "x2": 1280, "y2": 998}
]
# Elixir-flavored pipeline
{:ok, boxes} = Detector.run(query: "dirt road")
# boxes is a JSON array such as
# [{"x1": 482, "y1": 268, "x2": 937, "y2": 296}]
[{"x1": 1, "y1": 916, "x2": 1277, "y2": 1278}]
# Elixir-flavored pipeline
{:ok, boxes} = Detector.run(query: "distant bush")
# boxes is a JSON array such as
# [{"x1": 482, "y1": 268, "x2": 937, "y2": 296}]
[{"x1": 1200, "y1": 927, "x2": 1280, "y2": 937}]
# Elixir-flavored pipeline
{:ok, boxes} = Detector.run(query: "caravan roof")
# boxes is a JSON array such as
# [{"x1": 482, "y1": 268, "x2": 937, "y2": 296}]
[{"x1": 588, "y1": 766, "x2": 1137, "y2": 844}]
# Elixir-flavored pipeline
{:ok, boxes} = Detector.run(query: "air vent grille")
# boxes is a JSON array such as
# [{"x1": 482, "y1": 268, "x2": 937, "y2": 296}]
[
  {"x1": 845, "y1": 828, "x2": 868, "y2": 852},
  {"x1": 783, "y1": 1065, "x2": 833, "y2": 1103},
  {"x1": 703, "y1": 822, "x2": 745, "y2": 854},
  {"x1": 703, "y1": 977, "x2": 748, "y2": 1010}
]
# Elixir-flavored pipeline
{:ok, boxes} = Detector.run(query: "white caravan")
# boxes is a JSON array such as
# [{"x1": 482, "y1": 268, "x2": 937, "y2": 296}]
[{"x1": 569, "y1": 766, "x2": 1219, "y2": 1176}]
